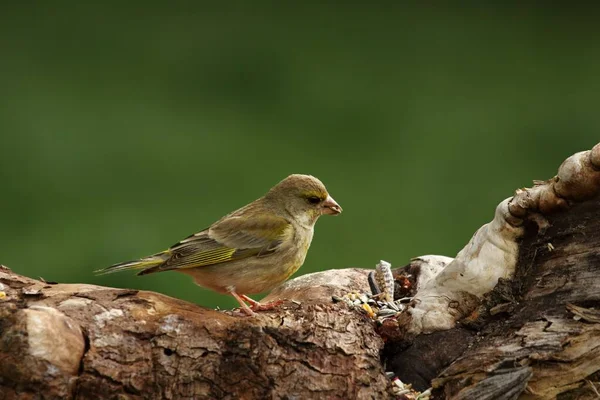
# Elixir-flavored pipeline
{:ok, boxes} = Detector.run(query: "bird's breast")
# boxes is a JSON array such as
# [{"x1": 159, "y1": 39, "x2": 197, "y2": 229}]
[{"x1": 251, "y1": 225, "x2": 314, "y2": 291}]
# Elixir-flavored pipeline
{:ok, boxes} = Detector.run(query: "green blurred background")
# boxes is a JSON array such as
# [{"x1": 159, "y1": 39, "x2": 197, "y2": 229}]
[{"x1": 1, "y1": 3, "x2": 598, "y2": 309}]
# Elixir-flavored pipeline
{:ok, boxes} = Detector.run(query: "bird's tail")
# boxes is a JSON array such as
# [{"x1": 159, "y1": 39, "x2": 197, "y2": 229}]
[{"x1": 95, "y1": 251, "x2": 170, "y2": 275}]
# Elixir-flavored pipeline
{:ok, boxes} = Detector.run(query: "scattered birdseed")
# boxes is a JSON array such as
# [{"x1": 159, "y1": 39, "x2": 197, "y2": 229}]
[
  {"x1": 332, "y1": 260, "x2": 413, "y2": 324},
  {"x1": 417, "y1": 388, "x2": 432, "y2": 400},
  {"x1": 386, "y1": 371, "x2": 430, "y2": 399}
]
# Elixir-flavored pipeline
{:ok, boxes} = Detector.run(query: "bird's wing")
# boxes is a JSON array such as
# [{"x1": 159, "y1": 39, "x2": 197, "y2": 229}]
[{"x1": 140, "y1": 214, "x2": 292, "y2": 274}]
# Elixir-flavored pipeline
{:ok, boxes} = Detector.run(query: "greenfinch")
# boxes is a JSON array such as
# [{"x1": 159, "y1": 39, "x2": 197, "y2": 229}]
[{"x1": 98, "y1": 174, "x2": 342, "y2": 315}]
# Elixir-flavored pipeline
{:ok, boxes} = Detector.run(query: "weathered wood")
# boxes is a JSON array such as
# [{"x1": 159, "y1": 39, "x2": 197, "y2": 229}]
[
  {"x1": 1, "y1": 144, "x2": 600, "y2": 399},
  {"x1": 430, "y1": 198, "x2": 600, "y2": 399},
  {"x1": 0, "y1": 268, "x2": 390, "y2": 399}
]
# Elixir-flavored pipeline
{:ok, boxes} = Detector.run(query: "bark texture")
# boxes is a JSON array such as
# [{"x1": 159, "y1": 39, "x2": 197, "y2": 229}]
[
  {"x1": 431, "y1": 198, "x2": 600, "y2": 399},
  {"x1": 0, "y1": 267, "x2": 389, "y2": 399},
  {"x1": 1, "y1": 144, "x2": 599, "y2": 399}
]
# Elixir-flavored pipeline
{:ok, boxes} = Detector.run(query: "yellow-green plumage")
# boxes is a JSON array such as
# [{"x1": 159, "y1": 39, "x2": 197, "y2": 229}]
[{"x1": 97, "y1": 174, "x2": 342, "y2": 314}]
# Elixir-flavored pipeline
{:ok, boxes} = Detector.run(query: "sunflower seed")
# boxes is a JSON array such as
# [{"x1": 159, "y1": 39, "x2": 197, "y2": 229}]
[
  {"x1": 377, "y1": 309, "x2": 398, "y2": 317},
  {"x1": 417, "y1": 388, "x2": 432, "y2": 400},
  {"x1": 368, "y1": 271, "x2": 381, "y2": 295},
  {"x1": 375, "y1": 260, "x2": 395, "y2": 303}
]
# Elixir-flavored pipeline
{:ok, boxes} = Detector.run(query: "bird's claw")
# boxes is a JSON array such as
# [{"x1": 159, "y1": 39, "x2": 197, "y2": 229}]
[
  {"x1": 231, "y1": 293, "x2": 285, "y2": 315},
  {"x1": 249, "y1": 299, "x2": 284, "y2": 312}
]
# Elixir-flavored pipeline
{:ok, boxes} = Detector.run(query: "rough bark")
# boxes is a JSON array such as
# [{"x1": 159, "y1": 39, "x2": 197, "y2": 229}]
[
  {"x1": 0, "y1": 268, "x2": 389, "y2": 399},
  {"x1": 1, "y1": 144, "x2": 599, "y2": 399},
  {"x1": 416, "y1": 198, "x2": 600, "y2": 399}
]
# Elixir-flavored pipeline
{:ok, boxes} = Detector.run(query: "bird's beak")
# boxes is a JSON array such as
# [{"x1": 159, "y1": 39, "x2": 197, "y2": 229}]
[{"x1": 322, "y1": 195, "x2": 342, "y2": 215}]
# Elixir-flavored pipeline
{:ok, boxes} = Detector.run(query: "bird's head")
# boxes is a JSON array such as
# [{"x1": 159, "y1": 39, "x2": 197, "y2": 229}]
[{"x1": 266, "y1": 174, "x2": 342, "y2": 226}]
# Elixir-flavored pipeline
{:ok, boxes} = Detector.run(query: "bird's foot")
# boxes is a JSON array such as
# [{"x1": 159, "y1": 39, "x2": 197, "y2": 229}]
[
  {"x1": 229, "y1": 292, "x2": 284, "y2": 316},
  {"x1": 229, "y1": 291, "x2": 256, "y2": 315},
  {"x1": 241, "y1": 294, "x2": 284, "y2": 312}
]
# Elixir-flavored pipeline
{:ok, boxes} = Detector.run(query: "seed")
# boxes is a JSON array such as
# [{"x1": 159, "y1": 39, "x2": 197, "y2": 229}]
[
  {"x1": 368, "y1": 271, "x2": 381, "y2": 295},
  {"x1": 375, "y1": 260, "x2": 395, "y2": 303},
  {"x1": 377, "y1": 309, "x2": 397, "y2": 317},
  {"x1": 361, "y1": 303, "x2": 375, "y2": 318},
  {"x1": 22, "y1": 287, "x2": 42, "y2": 296}
]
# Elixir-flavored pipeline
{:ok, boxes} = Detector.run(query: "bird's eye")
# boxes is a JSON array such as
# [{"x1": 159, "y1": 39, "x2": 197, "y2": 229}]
[{"x1": 307, "y1": 196, "x2": 321, "y2": 204}]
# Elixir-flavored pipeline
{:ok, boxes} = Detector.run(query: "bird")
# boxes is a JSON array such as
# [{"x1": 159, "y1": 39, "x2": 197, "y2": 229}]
[{"x1": 97, "y1": 174, "x2": 342, "y2": 315}]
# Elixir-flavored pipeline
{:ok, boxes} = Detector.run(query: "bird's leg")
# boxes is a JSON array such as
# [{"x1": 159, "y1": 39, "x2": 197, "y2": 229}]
[
  {"x1": 240, "y1": 294, "x2": 284, "y2": 312},
  {"x1": 227, "y1": 288, "x2": 283, "y2": 315},
  {"x1": 229, "y1": 291, "x2": 255, "y2": 316}
]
